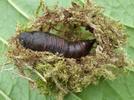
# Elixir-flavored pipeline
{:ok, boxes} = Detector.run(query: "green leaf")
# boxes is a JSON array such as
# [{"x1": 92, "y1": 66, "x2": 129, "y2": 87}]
[
  {"x1": 0, "y1": 0, "x2": 27, "y2": 40},
  {"x1": 45, "y1": 0, "x2": 72, "y2": 8},
  {"x1": 0, "y1": 71, "x2": 55, "y2": 100},
  {"x1": 1, "y1": 0, "x2": 134, "y2": 100},
  {"x1": 124, "y1": 27, "x2": 134, "y2": 60},
  {"x1": 0, "y1": 42, "x2": 7, "y2": 64},
  {"x1": 65, "y1": 72, "x2": 134, "y2": 100},
  {"x1": 94, "y1": 0, "x2": 134, "y2": 28},
  {"x1": 8, "y1": 0, "x2": 39, "y2": 19},
  {"x1": 58, "y1": 0, "x2": 72, "y2": 8},
  {"x1": 125, "y1": 27, "x2": 134, "y2": 48},
  {"x1": 65, "y1": 92, "x2": 81, "y2": 100}
]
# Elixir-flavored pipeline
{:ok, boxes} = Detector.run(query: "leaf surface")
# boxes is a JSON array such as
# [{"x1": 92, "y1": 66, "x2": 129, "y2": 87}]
[
  {"x1": 95, "y1": 0, "x2": 134, "y2": 28},
  {"x1": 0, "y1": 0, "x2": 134, "y2": 100}
]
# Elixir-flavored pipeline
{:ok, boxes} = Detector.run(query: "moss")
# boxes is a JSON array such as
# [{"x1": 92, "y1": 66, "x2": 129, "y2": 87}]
[{"x1": 8, "y1": 0, "x2": 128, "y2": 99}]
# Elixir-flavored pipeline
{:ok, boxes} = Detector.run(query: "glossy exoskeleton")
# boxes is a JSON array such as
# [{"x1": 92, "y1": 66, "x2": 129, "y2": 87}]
[{"x1": 18, "y1": 31, "x2": 96, "y2": 58}]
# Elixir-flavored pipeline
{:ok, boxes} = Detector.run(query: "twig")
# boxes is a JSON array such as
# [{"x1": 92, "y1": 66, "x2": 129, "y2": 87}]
[
  {"x1": 25, "y1": 65, "x2": 47, "y2": 83},
  {"x1": 12, "y1": 71, "x2": 34, "y2": 83},
  {"x1": 52, "y1": 76, "x2": 68, "y2": 94}
]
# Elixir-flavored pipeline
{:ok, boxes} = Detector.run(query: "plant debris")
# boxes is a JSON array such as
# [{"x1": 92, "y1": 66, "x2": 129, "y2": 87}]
[{"x1": 8, "y1": 0, "x2": 128, "y2": 99}]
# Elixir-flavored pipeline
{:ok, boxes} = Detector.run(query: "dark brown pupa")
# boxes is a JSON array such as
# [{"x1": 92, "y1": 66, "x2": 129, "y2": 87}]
[{"x1": 18, "y1": 31, "x2": 96, "y2": 58}]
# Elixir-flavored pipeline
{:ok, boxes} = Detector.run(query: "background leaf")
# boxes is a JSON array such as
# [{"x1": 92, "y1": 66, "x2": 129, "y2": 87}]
[
  {"x1": 0, "y1": 0, "x2": 27, "y2": 40},
  {"x1": 0, "y1": 0, "x2": 134, "y2": 100},
  {"x1": 8, "y1": 0, "x2": 39, "y2": 19},
  {"x1": 0, "y1": 71, "x2": 55, "y2": 100},
  {"x1": 94, "y1": 0, "x2": 134, "y2": 28},
  {"x1": 77, "y1": 72, "x2": 134, "y2": 100},
  {"x1": 125, "y1": 27, "x2": 134, "y2": 60}
]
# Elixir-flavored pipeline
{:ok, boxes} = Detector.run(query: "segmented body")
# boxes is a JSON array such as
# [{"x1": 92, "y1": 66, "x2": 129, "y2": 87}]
[{"x1": 18, "y1": 31, "x2": 96, "y2": 58}]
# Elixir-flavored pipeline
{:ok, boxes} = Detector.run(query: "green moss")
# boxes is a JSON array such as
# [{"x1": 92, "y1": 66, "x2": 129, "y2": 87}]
[{"x1": 8, "y1": 0, "x2": 128, "y2": 99}]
